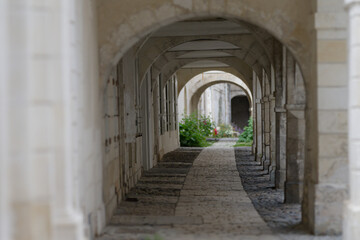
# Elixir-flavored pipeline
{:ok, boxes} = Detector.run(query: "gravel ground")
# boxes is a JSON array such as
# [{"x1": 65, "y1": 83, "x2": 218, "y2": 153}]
[{"x1": 235, "y1": 147, "x2": 305, "y2": 234}]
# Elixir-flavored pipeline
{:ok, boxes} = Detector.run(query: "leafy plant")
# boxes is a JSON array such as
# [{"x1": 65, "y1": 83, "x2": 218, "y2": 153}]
[
  {"x1": 238, "y1": 117, "x2": 253, "y2": 143},
  {"x1": 179, "y1": 114, "x2": 215, "y2": 147},
  {"x1": 198, "y1": 114, "x2": 215, "y2": 137}
]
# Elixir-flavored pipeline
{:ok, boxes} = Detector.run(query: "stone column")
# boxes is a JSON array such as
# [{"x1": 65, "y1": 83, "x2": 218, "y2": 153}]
[
  {"x1": 284, "y1": 53, "x2": 305, "y2": 203},
  {"x1": 274, "y1": 43, "x2": 287, "y2": 189},
  {"x1": 252, "y1": 72, "x2": 257, "y2": 155},
  {"x1": 262, "y1": 73, "x2": 271, "y2": 171},
  {"x1": 264, "y1": 98, "x2": 271, "y2": 171},
  {"x1": 0, "y1": 2, "x2": 10, "y2": 239},
  {"x1": 285, "y1": 105, "x2": 305, "y2": 203},
  {"x1": 261, "y1": 97, "x2": 266, "y2": 165},
  {"x1": 269, "y1": 93, "x2": 277, "y2": 183},
  {"x1": 256, "y1": 98, "x2": 263, "y2": 162},
  {"x1": 254, "y1": 73, "x2": 263, "y2": 162},
  {"x1": 344, "y1": 0, "x2": 360, "y2": 238},
  {"x1": 227, "y1": 84, "x2": 232, "y2": 124},
  {"x1": 303, "y1": 0, "x2": 348, "y2": 234},
  {"x1": 0, "y1": 1, "x2": 89, "y2": 239}
]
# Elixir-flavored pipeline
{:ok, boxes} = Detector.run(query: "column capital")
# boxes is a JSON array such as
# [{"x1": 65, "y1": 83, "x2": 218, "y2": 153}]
[{"x1": 255, "y1": 98, "x2": 262, "y2": 104}]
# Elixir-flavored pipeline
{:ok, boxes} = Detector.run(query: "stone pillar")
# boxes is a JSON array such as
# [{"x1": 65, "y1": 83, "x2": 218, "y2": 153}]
[
  {"x1": 274, "y1": 43, "x2": 287, "y2": 189},
  {"x1": 261, "y1": 98, "x2": 266, "y2": 164},
  {"x1": 0, "y1": 2, "x2": 10, "y2": 239},
  {"x1": 256, "y1": 98, "x2": 263, "y2": 162},
  {"x1": 285, "y1": 105, "x2": 305, "y2": 203},
  {"x1": 344, "y1": 0, "x2": 360, "y2": 238},
  {"x1": 303, "y1": 0, "x2": 348, "y2": 234},
  {"x1": 0, "y1": 0, "x2": 90, "y2": 239},
  {"x1": 262, "y1": 73, "x2": 271, "y2": 171},
  {"x1": 284, "y1": 53, "x2": 305, "y2": 203},
  {"x1": 227, "y1": 84, "x2": 232, "y2": 124},
  {"x1": 254, "y1": 74, "x2": 263, "y2": 162},
  {"x1": 269, "y1": 93, "x2": 277, "y2": 183},
  {"x1": 262, "y1": 96, "x2": 271, "y2": 170},
  {"x1": 252, "y1": 73, "x2": 257, "y2": 155}
]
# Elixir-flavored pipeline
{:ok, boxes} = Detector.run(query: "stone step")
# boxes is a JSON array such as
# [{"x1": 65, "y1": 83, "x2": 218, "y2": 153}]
[
  {"x1": 110, "y1": 215, "x2": 203, "y2": 225},
  {"x1": 148, "y1": 167, "x2": 189, "y2": 173},
  {"x1": 161, "y1": 152, "x2": 201, "y2": 163},
  {"x1": 116, "y1": 202, "x2": 176, "y2": 215},
  {"x1": 131, "y1": 184, "x2": 182, "y2": 196},
  {"x1": 156, "y1": 162, "x2": 193, "y2": 168},
  {"x1": 138, "y1": 176, "x2": 185, "y2": 185},
  {"x1": 143, "y1": 170, "x2": 187, "y2": 178},
  {"x1": 134, "y1": 183, "x2": 183, "y2": 190},
  {"x1": 124, "y1": 194, "x2": 179, "y2": 204}
]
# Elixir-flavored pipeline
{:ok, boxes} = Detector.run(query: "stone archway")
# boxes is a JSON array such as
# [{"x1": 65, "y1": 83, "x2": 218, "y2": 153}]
[{"x1": 96, "y1": 2, "x2": 347, "y2": 234}]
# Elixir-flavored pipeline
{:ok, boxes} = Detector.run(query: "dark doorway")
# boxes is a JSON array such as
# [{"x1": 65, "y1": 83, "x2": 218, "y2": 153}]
[{"x1": 231, "y1": 96, "x2": 250, "y2": 130}]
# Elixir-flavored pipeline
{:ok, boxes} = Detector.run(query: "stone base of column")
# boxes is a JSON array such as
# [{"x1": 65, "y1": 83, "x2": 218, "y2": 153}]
[
  {"x1": 285, "y1": 181, "x2": 303, "y2": 203},
  {"x1": 256, "y1": 154, "x2": 262, "y2": 162},
  {"x1": 269, "y1": 165, "x2": 276, "y2": 185},
  {"x1": 275, "y1": 169, "x2": 286, "y2": 189},
  {"x1": 262, "y1": 158, "x2": 270, "y2": 172},
  {"x1": 53, "y1": 209, "x2": 87, "y2": 240},
  {"x1": 343, "y1": 202, "x2": 360, "y2": 240}
]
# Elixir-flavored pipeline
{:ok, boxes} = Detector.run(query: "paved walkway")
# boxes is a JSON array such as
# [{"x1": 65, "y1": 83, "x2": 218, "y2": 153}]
[
  {"x1": 98, "y1": 140, "x2": 340, "y2": 240},
  {"x1": 170, "y1": 141, "x2": 276, "y2": 239}
]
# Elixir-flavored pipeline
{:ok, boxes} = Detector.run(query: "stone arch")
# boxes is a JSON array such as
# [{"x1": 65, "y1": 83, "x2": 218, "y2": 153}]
[
  {"x1": 153, "y1": 58, "x2": 254, "y2": 92},
  {"x1": 189, "y1": 79, "x2": 252, "y2": 114},
  {"x1": 97, "y1": 0, "x2": 318, "y2": 233},
  {"x1": 176, "y1": 67, "x2": 248, "y2": 95},
  {"x1": 138, "y1": 36, "x2": 271, "y2": 84},
  {"x1": 98, "y1": 1, "x2": 312, "y2": 85}
]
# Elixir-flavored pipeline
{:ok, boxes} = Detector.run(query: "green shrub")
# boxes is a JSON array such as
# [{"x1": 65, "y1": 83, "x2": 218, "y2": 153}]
[
  {"x1": 179, "y1": 114, "x2": 215, "y2": 147},
  {"x1": 238, "y1": 117, "x2": 253, "y2": 142}
]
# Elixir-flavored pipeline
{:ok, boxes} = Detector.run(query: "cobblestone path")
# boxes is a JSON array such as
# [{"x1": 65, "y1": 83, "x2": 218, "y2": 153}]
[{"x1": 98, "y1": 140, "x2": 341, "y2": 240}]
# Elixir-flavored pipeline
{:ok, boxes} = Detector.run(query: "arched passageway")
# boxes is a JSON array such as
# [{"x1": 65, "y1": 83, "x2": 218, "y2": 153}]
[
  {"x1": 1, "y1": 1, "x2": 353, "y2": 239},
  {"x1": 97, "y1": 14, "x2": 326, "y2": 238}
]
